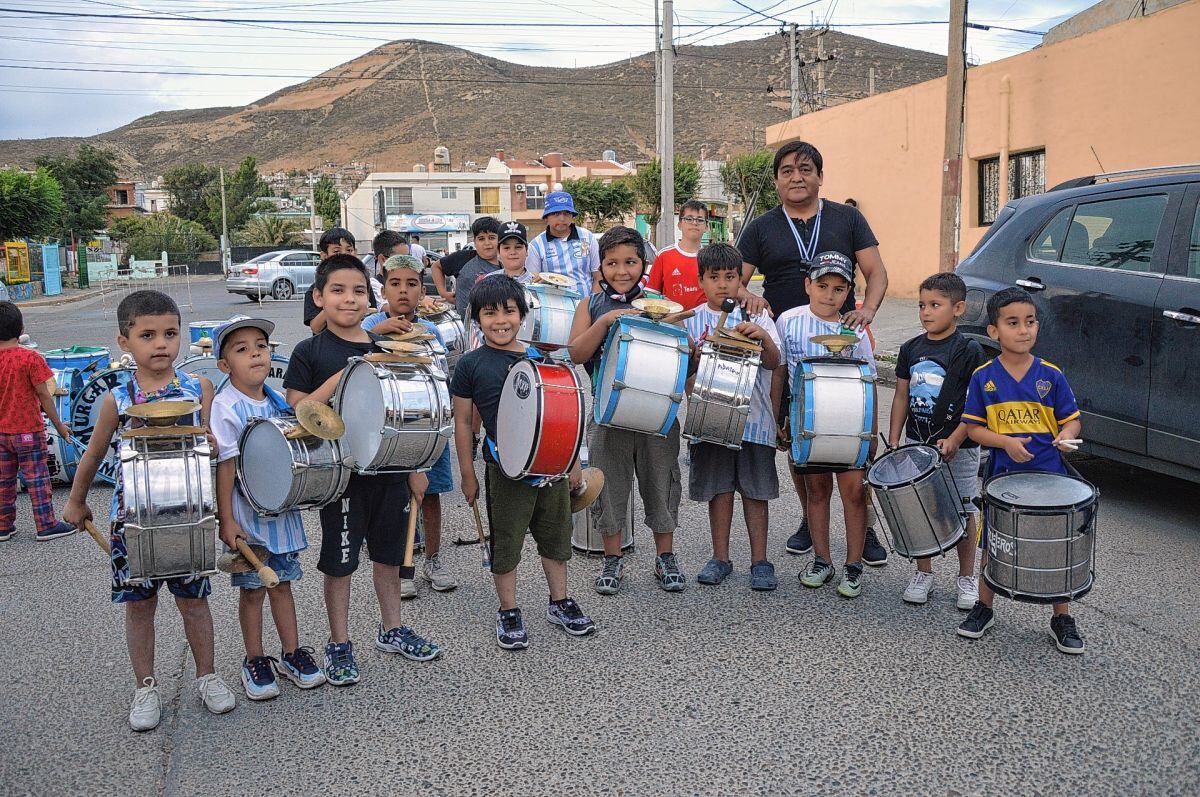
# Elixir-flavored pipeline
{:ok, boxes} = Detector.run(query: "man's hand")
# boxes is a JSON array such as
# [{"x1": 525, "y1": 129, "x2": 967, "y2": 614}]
[
  {"x1": 63, "y1": 500, "x2": 92, "y2": 529},
  {"x1": 461, "y1": 471, "x2": 480, "y2": 505},
  {"x1": 1003, "y1": 436, "x2": 1034, "y2": 463},
  {"x1": 219, "y1": 521, "x2": 245, "y2": 551},
  {"x1": 736, "y1": 286, "x2": 770, "y2": 317},
  {"x1": 841, "y1": 305, "x2": 877, "y2": 331},
  {"x1": 370, "y1": 316, "x2": 414, "y2": 336},
  {"x1": 936, "y1": 437, "x2": 961, "y2": 462}
]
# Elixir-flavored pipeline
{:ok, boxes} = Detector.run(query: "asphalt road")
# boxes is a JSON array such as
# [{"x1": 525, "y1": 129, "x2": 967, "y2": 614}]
[{"x1": 3, "y1": 279, "x2": 1197, "y2": 796}]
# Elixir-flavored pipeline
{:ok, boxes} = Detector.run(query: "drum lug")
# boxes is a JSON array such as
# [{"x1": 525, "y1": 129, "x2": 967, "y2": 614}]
[
  {"x1": 670, "y1": 392, "x2": 684, "y2": 402},
  {"x1": 802, "y1": 372, "x2": 816, "y2": 381},
  {"x1": 291, "y1": 461, "x2": 308, "y2": 472},
  {"x1": 380, "y1": 427, "x2": 400, "y2": 439},
  {"x1": 612, "y1": 380, "x2": 627, "y2": 391},
  {"x1": 860, "y1": 374, "x2": 876, "y2": 383},
  {"x1": 618, "y1": 333, "x2": 633, "y2": 342},
  {"x1": 675, "y1": 342, "x2": 689, "y2": 354},
  {"x1": 858, "y1": 433, "x2": 873, "y2": 441}
]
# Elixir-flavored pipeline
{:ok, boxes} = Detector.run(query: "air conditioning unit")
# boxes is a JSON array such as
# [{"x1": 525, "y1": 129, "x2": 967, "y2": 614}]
[{"x1": 514, "y1": 183, "x2": 526, "y2": 192}]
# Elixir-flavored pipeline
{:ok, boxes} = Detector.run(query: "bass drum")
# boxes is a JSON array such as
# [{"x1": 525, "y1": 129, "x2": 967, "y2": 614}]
[
  {"x1": 179, "y1": 352, "x2": 289, "y2": 394},
  {"x1": 70, "y1": 366, "x2": 136, "y2": 485}
]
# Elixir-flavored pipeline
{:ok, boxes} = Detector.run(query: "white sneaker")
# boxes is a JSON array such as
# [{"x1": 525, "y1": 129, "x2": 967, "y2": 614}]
[
  {"x1": 420, "y1": 553, "x2": 458, "y2": 592},
  {"x1": 129, "y1": 677, "x2": 161, "y2": 731},
  {"x1": 902, "y1": 571, "x2": 935, "y2": 604},
  {"x1": 401, "y1": 578, "x2": 417, "y2": 599},
  {"x1": 196, "y1": 673, "x2": 236, "y2": 714},
  {"x1": 956, "y1": 575, "x2": 980, "y2": 610}
]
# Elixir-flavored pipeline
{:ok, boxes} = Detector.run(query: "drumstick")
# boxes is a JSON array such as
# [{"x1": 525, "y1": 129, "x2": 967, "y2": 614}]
[
  {"x1": 661, "y1": 308, "x2": 697, "y2": 325},
  {"x1": 716, "y1": 297, "x2": 737, "y2": 332},
  {"x1": 401, "y1": 496, "x2": 419, "y2": 578},
  {"x1": 471, "y1": 500, "x2": 491, "y2": 570},
  {"x1": 82, "y1": 518, "x2": 110, "y2": 555},
  {"x1": 235, "y1": 539, "x2": 279, "y2": 588}
]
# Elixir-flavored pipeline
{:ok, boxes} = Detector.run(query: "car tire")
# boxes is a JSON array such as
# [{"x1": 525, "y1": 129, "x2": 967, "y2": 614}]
[{"x1": 271, "y1": 280, "x2": 294, "y2": 301}]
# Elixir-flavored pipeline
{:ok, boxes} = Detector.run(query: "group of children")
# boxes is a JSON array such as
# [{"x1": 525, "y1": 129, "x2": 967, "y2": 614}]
[{"x1": 0, "y1": 214, "x2": 1088, "y2": 732}]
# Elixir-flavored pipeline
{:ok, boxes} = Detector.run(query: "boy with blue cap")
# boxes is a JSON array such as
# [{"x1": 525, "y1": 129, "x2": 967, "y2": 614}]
[{"x1": 526, "y1": 190, "x2": 601, "y2": 298}]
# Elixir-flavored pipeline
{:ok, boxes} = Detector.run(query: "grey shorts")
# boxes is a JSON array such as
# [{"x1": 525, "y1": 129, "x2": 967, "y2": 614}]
[
  {"x1": 906, "y1": 437, "x2": 980, "y2": 514},
  {"x1": 588, "y1": 421, "x2": 681, "y2": 537},
  {"x1": 688, "y1": 441, "x2": 779, "y2": 503}
]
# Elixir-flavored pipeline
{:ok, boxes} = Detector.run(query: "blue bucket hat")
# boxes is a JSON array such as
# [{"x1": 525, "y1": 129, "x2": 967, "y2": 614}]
[{"x1": 542, "y1": 191, "x2": 577, "y2": 219}]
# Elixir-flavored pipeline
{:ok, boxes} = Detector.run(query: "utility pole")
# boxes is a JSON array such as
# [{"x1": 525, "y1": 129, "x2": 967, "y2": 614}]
[
  {"x1": 868, "y1": 66, "x2": 876, "y2": 96},
  {"x1": 308, "y1": 173, "x2": 318, "y2": 252},
  {"x1": 938, "y1": 0, "x2": 968, "y2": 272},
  {"x1": 654, "y1": 0, "x2": 662, "y2": 153},
  {"x1": 789, "y1": 23, "x2": 800, "y2": 118},
  {"x1": 218, "y1": 166, "x2": 229, "y2": 274},
  {"x1": 815, "y1": 27, "x2": 827, "y2": 108},
  {"x1": 656, "y1": 0, "x2": 675, "y2": 248}
]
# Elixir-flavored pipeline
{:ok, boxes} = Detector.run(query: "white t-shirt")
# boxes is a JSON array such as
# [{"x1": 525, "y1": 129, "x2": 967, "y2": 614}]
[
  {"x1": 775, "y1": 305, "x2": 877, "y2": 386},
  {"x1": 683, "y1": 304, "x2": 782, "y2": 448},
  {"x1": 409, "y1": 242, "x2": 428, "y2": 263}
]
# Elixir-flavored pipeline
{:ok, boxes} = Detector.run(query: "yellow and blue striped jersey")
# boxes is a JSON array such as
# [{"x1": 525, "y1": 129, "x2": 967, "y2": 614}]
[{"x1": 962, "y1": 357, "x2": 1080, "y2": 476}]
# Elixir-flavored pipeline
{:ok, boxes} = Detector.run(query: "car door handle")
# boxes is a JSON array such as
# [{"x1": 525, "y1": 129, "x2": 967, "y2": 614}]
[
  {"x1": 1015, "y1": 278, "x2": 1046, "y2": 291},
  {"x1": 1163, "y1": 309, "x2": 1200, "y2": 325}
]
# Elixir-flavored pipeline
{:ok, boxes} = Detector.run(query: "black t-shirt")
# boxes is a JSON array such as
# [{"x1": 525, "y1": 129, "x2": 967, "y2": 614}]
[
  {"x1": 302, "y1": 284, "x2": 377, "y2": 327},
  {"x1": 895, "y1": 330, "x2": 987, "y2": 446},
  {"x1": 448, "y1": 344, "x2": 526, "y2": 464},
  {"x1": 438, "y1": 247, "x2": 476, "y2": 279},
  {"x1": 454, "y1": 256, "x2": 500, "y2": 319},
  {"x1": 737, "y1": 200, "x2": 878, "y2": 316}
]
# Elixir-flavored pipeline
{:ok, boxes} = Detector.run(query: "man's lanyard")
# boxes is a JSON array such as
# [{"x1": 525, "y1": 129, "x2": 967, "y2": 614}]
[{"x1": 785, "y1": 200, "x2": 823, "y2": 266}]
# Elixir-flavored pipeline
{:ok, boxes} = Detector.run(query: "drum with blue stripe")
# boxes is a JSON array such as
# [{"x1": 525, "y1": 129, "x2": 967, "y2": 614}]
[
  {"x1": 70, "y1": 366, "x2": 136, "y2": 485},
  {"x1": 43, "y1": 346, "x2": 110, "y2": 374},
  {"x1": 46, "y1": 368, "x2": 82, "y2": 483},
  {"x1": 595, "y1": 315, "x2": 688, "y2": 437},
  {"x1": 789, "y1": 356, "x2": 875, "y2": 469},
  {"x1": 178, "y1": 352, "x2": 290, "y2": 394}
]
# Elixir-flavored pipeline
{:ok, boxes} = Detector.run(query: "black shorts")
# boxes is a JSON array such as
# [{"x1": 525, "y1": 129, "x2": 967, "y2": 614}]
[{"x1": 317, "y1": 474, "x2": 411, "y2": 577}]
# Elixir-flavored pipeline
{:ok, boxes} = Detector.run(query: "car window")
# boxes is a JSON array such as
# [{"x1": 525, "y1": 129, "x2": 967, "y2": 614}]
[
  {"x1": 247, "y1": 252, "x2": 276, "y2": 264},
  {"x1": 1059, "y1": 194, "x2": 1168, "y2": 273},
  {"x1": 1190, "y1": 203, "x2": 1200, "y2": 279},
  {"x1": 1029, "y1": 206, "x2": 1073, "y2": 261},
  {"x1": 307, "y1": 254, "x2": 321, "y2": 266},
  {"x1": 283, "y1": 254, "x2": 309, "y2": 263}
]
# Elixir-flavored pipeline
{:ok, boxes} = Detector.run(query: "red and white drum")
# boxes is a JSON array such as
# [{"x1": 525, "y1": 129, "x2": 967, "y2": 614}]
[{"x1": 495, "y1": 359, "x2": 585, "y2": 482}]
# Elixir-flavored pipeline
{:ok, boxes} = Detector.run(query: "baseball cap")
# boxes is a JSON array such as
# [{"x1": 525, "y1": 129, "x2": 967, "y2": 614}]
[
  {"x1": 542, "y1": 191, "x2": 577, "y2": 218},
  {"x1": 499, "y1": 220, "x2": 528, "y2": 245},
  {"x1": 382, "y1": 254, "x2": 425, "y2": 273},
  {"x1": 215, "y1": 316, "x2": 275, "y2": 358},
  {"x1": 807, "y1": 251, "x2": 855, "y2": 283}
]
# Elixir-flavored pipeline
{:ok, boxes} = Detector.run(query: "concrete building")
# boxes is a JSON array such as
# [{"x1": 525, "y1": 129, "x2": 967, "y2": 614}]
[
  {"x1": 485, "y1": 151, "x2": 634, "y2": 237},
  {"x1": 136, "y1": 180, "x2": 171, "y2": 214},
  {"x1": 766, "y1": 0, "x2": 1200, "y2": 296},
  {"x1": 104, "y1": 181, "x2": 143, "y2": 223}
]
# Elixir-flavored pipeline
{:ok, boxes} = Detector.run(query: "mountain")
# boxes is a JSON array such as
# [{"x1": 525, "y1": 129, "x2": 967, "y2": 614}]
[{"x1": 0, "y1": 32, "x2": 945, "y2": 176}]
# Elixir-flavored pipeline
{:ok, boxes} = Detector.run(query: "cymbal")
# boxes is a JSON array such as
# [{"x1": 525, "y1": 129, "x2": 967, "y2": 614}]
[
  {"x1": 632, "y1": 297, "x2": 684, "y2": 321},
  {"x1": 417, "y1": 300, "x2": 451, "y2": 316},
  {"x1": 715, "y1": 326, "x2": 755, "y2": 343},
  {"x1": 124, "y1": 400, "x2": 199, "y2": 426},
  {"x1": 295, "y1": 400, "x2": 345, "y2": 441},
  {"x1": 363, "y1": 352, "x2": 433, "y2": 365},
  {"x1": 386, "y1": 328, "x2": 435, "y2": 343},
  {"x1": 122, "y1": 425, "x2": 206, "y2": 439},
  {"x1": 535, "y1": 271, "x2": 574, "y2": 288},
  {"x1": 570, "y1": 467, "x2": 605, "y2": 513},
  {"x1": 217, "y1": 543, "x2": 270, "y2": 574},
  {"x1": 810, "y1": 333, "x2": 858, "y2": 355},
  {"x1": 376, "y1": 339, "x2": 426, "y2": 353}
]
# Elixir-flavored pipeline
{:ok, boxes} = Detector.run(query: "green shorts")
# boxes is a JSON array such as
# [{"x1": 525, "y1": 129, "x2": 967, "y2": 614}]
[{"x1": 484, "y1": 463, "x2": 573, "y2": 575}]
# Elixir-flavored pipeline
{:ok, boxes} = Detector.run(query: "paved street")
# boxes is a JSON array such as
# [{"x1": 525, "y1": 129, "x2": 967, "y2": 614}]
[{"x1": 3, "y1": 279, "x2": 1198, "y2": 796}]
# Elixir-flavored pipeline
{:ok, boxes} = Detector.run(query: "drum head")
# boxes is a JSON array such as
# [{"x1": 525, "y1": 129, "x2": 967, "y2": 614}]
[
  {"x1": 985, "y1": 471, "x2": 1094, "y2": 508},
  {"x1": 868, "y1": 445, "x2": 939, "y2": 488},
  {"x1": 496, "y1": 361, "x2": 539, "y2": 477},
  {"x1": 179, "y1": 354, "x2": 227, "y2": 391},
  {"x1": 240, "y1": 420, "x2": 294, "y2": 512},
  {"x1": 338, "y1": 362, "x2": 385, "y2": 468}
]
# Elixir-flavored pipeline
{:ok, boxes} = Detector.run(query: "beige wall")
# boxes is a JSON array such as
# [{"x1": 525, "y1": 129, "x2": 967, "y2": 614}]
[{"x1": 767, "y1": 0, "x2": 1200, "y2": 297}]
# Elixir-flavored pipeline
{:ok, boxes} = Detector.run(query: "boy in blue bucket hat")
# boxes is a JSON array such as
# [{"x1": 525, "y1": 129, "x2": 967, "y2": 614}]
[{"x1": 526, "y1": 190, "x2": 601, "y2": 298}]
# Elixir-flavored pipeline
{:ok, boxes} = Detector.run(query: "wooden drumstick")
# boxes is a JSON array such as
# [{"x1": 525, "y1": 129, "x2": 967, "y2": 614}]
[
  {"x1": 82, "y1": 518, "x2": 110, "y2": 555},
  {"x1": 401, "y1": 496, "x2": 419, "y2": 577},
  {"x1": 235, "y1": 539, "x2": 279, "y2": 588},
  {"x1": 661, "y1": 308, "x2": 697, "y2": 325},
  {"x1": 716, "y1": 297, "x2": 736, "y2": 332},
  {"x1": 471, "y1": 500, "x2": 491, "y2": 570}
]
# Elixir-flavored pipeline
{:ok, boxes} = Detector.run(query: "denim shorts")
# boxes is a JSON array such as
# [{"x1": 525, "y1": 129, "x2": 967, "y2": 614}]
[
  {"x1": 426, "y1": 445, "x2": 454, "y2": 495},
  {"x1": 232, "y1": 550, "x2": 303, "y2": 589}
]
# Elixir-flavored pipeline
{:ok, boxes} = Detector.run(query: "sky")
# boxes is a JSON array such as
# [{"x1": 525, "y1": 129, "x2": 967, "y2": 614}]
[{"x1": 0, "y1": 0, "x2": 1095, "y2": 141}]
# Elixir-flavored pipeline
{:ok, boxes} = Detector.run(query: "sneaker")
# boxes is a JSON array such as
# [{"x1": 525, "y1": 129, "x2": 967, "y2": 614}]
[
  {"x1": 195, "y1": 673, "x2": 236, "y2": 714},
  {"x1": 903, "y1": 571, "x2": 935, "y2": 605},
  {"x1": 375, "y1": 623, "x2": 442, "y2": 661},
  {"x1": 546, "y1": 598, "x2": 597, "y2": 636},
  {"x1": 323, "y1": 640, "x2": 360, "y2": 686},
  {"x1": 785, "y1": 518, "x2": 812, "y2": 555},
  {"x1": 1050, "y1": 614, "x2": 1086, "y2": 655},
  {"x1": 0, "y1": 529, "x2": 13, "y2": 542},
  {"x1": 240, "y1": 656, "x2": 280, "y2": 701},
  {"x1": 837, "y1": 562, "x2": 864, "y2": 598},
  {"x1": 956, "y1": 576, "x2": 979, "y2": 611},
  {"x1": 696, "y1": 558, "x2": 733, "y2": 586},
  {"x1": 957, "y1": 602, "x2": 995, "y2": 640},
  {"x1": 36, "y1": 521, "x2": 77, "y2": 542},
  {"x1": 400, "y1": 578, "x2": 417, "y2": 599},
  {"x1": 594, "y1": 555, "x2": 624, "y2": 595},
  {"x1": 749, "y1": 560, "x2": 778, "y2": 591},
  {"x1": 420, "y1": 553, "x2": 458, "y2": 592},
  {"x1": 129, "y1": 676, "x2": 161, "y2": 731},
  {"x1": 862, "y1": 527, "x2": 888, "y2": 566},
  {"x1": 799, "y1": 557, "x2": 835, "y2": 588},
  {"x1": 496, "y1": 607, "x2": 529, "y2": 649},
  {"x1": 654, "y1": 552, "x2": 687, "y2": 592},
  {"x1": 276, "y1": 647, "x2": 327, "y2": 689}
]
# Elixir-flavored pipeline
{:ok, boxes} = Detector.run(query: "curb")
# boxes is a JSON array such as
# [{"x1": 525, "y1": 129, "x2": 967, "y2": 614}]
[{"x1": 15, "y1": 286, "x2": 118, "y2": 309}]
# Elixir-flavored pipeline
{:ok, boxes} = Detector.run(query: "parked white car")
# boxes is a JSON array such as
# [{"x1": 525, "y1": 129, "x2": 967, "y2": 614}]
[{"x1": 225, "y1": 249, "x2": 321, "y2": 300}]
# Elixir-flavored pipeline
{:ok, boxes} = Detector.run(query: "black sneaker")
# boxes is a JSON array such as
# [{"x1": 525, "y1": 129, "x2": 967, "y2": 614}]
[
  {"x1": 862, "y1": 526, "x2": 888, "y2": 566},
  {"x1": 546, "y1": 598, "x2": 597, "y2": 636},
  {"x1": 496, "y1": 608, "x2": 529, "y2": 650},
  {"x1": 1050, "y1": 614, "x2": 1086, "y2": 655},
  {"x1": 957, "y1": 601, "x2": 995, "y2": 639},
  {"x1": 785, "y1": 518, "x2": 812, "y2": 555}
]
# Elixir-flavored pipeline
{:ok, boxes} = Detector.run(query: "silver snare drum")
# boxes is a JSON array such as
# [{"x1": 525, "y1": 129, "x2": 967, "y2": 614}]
[
  {"x1": 520, "y1": 283, "x2": 580, "y2": 350},
  {"x1": 419, "y1": 307, "x2": 467, "y2": 377},
  {"x1": 237, "y1": 416, "x2": 351, "y2": 514},
  {"x1": 570, "y1": 446, "x2": 634, "y2": 554},
  {"x1": 867, "y1": 444, "x2": 967, "y2": 559},
  {"x1": 683, "y1": 341, "x2": 761, "y2": 449},
  {"x1": 332, "y1": 358, "x2": 452, "y2": 474},
  {"x1": 983, "y1": 471, "x2": 1098, "y2": 603},
  {"x1": 120, "y1": 433, "x2": 217, "y2": 581}
]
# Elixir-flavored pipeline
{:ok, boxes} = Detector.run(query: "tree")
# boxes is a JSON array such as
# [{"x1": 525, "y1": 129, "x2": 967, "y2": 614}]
[
  {"x1": 561, "y1": 177, "x2": 634, "y2": 231},
  {"x1": 629, "y1": 156, "x2": 701, "y2": 239},
  {"x1": 720, "y1": 150, "x2": 779, "y2": 235},
  {"x1": 162, "y1": 157, "x2": 271, "y2": 239},
  {"x1": 236, "y1": 215, "x2": 304, "y2": 247},
  {"x1": 122, "y1": 213, "x2": 216, "y2": 260},
  {"x1": 313, "y1": 175, "x2": 340, "y2": 227},
  {"x1": 34, "y1": 144, "x2": 118, "y2": 241},
  {"x1": 162, "y1": 163, "x2": 218, "y2": 232},
  {"x1": 0, "y1": 167, "x2": 66, "y2": 241}
]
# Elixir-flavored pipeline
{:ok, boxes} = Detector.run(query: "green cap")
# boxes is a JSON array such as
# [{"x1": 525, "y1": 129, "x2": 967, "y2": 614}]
[{"x1": 382, "y1": 254, "x2": 424, "y2": 273}]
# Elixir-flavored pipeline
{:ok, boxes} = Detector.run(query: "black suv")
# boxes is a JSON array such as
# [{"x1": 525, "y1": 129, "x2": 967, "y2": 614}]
[{"x1": 956, "y1": 166, "x2": 1200, "y2": 483}]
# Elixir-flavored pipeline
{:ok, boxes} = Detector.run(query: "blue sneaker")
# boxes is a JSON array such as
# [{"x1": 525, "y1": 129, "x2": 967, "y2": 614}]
[
  {"x1": 36, "y1": 521, "x2": 77, "y2": 542},
  {"x1": 655, "y1": 552, "x2": 687, "y2": 592},
  {"x1": 546, "y1": 598, "x2": 597, "y2": 636},
  {"x1": 749, "y1": 560, "x2": 778, "y2": 591},
  {"x1": 323, "y1": 640, "x2": 360, "y2": 687},
  {"x1": 240, "y1": 655, "x2": 280, "y2": 701},
  {"x1": 375, "y1": 623, "x2": 442, "y2": 661},
  {"x1": 697, "y1": 558, "x2": 734, "y2": 586},
  {"x1": 276, "y1": 647, "x2": 327, "y2": 689},
  {"x1": 496, "y1": 608, "x2": 529, "y2": 650}
]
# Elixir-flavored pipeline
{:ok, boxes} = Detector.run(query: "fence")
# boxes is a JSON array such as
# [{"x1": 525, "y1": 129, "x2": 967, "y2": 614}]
[{"x1": 92, "y1": 250, "x2": 198, "y2": 319}]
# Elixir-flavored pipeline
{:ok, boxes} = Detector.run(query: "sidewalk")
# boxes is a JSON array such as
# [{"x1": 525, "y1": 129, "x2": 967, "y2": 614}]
[
  {"x1": 13, "y1": 284, "x2": 118, "y2": 309},
  {"x1": 869, "y1": 296, "x2": 921, "y2": 384}
]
